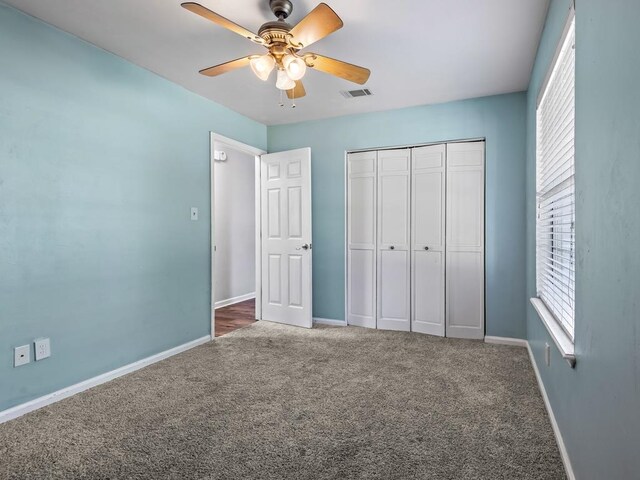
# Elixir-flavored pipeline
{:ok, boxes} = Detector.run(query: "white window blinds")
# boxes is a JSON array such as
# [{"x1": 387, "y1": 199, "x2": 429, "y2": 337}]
[{"x1": 536, "y1": 15, "x2": 576, "y2": 339}]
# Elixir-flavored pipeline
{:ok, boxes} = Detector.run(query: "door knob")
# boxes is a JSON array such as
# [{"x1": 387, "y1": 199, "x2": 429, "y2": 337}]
[
  {"x1": 296, "y1": 243, "x2": 311, "y2": 251},
  {"x1": 424, "y1": 246, "x2": 429, "y2": 251},
  {"x1": 390, "y1": 245, "x2": 395, "y2": 250}
]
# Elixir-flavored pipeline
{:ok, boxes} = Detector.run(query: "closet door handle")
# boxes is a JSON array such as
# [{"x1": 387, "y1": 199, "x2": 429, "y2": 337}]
[
  {"x1": 389, "y1": 245, "x2": 395, "y2": 250},
  {"x1": 424, "y1": 246, "x2": 429, "y2": 251}
]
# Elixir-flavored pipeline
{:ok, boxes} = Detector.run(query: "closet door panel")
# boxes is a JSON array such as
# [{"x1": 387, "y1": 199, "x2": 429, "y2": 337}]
[
  {"x1": 349, "y1": 176, "x2": 376, "y2": 246},
  {"x1": 448, "y1": 169, "x2": 483, "y2": 247},
  {"x1": 446, "y1": 142, "x2": 485, "y2": 339},
  {"x1": 379, "y1": 175, "x2": 409, "y2": 246},
  {"x1": 347, "y1": 151, "x2": 377, "y2": 328},
  {"x1": 377, "y1": 149, "x2": 410, "y2": 331},
  {"x1": 411, "y1": 145, "x2": 445, "y2": 336},
  {"x1": 413, "y1": 250, "x2": 444, "y2": 333},
  {"x1": 447, "y1": 251, "x2": 483, "y2": 329},
  {"x1": 413, "y1": 172, "x2": 443, "y2": 246},
  {"x1": 349, "y1": 249, "x2": 375, "y2": 320},
  {"x1": 379, "y1": 250, "x2": 410, "y2": 321}
]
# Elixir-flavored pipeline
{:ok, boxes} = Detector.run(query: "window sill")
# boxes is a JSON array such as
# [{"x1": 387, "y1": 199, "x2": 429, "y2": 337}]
[{"x1": 530, "y1": 298, "x2": 576, "y2": 368}]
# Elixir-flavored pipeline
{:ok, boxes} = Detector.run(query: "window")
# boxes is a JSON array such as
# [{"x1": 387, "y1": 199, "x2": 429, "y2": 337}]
[{"x1": 535, "y1": 13, "x2": 576, "y2": 347}]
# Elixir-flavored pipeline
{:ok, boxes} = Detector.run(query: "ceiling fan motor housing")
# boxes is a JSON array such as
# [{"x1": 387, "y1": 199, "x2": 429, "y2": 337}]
[
  {"x1": 258, "y1": 20, "x2": 293, "y2": 48},
  {"x1": 270, "y1": 0, "x2": 293, "y2": 19}
]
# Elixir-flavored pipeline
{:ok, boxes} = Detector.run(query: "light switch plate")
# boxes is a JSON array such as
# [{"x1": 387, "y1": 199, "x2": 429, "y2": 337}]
[
  {"x1": 14, "y1": 345, "x2": 30, "y2": 367},
  {"x1": 34, "y1": 338, "x2": 51, "y2": 361},
  {"x1": 191, "y1": 207, "x2": 198, "y2": 221}
]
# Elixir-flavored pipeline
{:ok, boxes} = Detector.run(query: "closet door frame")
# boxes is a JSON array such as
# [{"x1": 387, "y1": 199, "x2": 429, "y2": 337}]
[{"x1": 345, "y1": 138, "x2": 485, "y2": 337}]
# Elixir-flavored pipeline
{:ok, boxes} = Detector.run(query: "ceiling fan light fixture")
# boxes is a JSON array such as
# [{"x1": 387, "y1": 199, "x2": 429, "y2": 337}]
[
  {"x1": 283, "y1": 54, "x2": 307, "y2": 81},
  {"x1": 276, "y1": 68, "x2": 296, "y2": 90},
  {"x1": 250, "y1": 54, "x2": 276, "y2": 81}
]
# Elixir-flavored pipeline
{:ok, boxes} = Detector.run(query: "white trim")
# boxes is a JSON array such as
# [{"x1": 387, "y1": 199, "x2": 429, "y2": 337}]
[
  {"x1": 530, "y1": 298, "x2": 576, "y2": 367},
  {"x1": 210, "y1": 132, "x2": 267, "y2": 336},
  {"x1": 526, "y1": 343, "x2": 576, "y2": 480},
  {"x1": 346, "y1": 137, "x2": 486, "y2": 155},
  {"x1": 0, "y1": 335, "x2": 211, "y2": 425},
  {"x1": 214, "y1": 292, "x2": 256, "y2": 309},
  {"x1": 211, "y1": 133, "x2": 265, "y2": 157},
  {"x1": 344, "y1": 150, "x2": 349, "y2": 326},
  {"x1": 484, "y1": 336, "x2": 528, "y2": 347},
  {"x1": 313, "y1": 317, "x2": 347, "y2": 326},
  {"x1": 254, "y1": 151, "x2": 262, "y2": 321}
]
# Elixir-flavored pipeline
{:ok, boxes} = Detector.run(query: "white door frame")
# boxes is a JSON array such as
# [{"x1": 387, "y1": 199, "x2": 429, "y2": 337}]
[{"x1": 210, "y1": 132, "x2": 266, "y2": 338}]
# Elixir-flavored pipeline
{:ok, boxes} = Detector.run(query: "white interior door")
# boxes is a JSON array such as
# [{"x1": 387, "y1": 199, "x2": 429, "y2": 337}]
[
  {"x1": 411, "y1": 145, "x2": 446, "y2": 336},
  {"x1": 347, "y1": 151, "x2": 377, "y2": 328},
  {"x1": 446, "y1": 142, "x2": 485, "y2": 339},
  {"x1": 377, "y1": 149, "x2": 411, "y2": 331},
  {"x1": 260, "y1": 148, "x2": 312, "y2": 328}
]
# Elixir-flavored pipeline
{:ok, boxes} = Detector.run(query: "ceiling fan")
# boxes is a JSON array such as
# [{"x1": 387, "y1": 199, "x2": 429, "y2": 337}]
[{"x1": 181, "y1": 0, "x2": 371, "y2": 102}]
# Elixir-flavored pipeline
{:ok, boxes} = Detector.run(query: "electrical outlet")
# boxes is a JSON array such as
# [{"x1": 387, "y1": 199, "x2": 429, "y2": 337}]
[
  {"x1": 191, "y1": 207, "x2": 198, "y2": 221},
  {"x1": 545, "y1": 343, "x2": 551, "y2": 366},
  {"x1": 14, "y1": 345, "x2": 30, "y2": 367},
  {"x1": 34, "y1": 338, "x2": 51, "y2": 361}
]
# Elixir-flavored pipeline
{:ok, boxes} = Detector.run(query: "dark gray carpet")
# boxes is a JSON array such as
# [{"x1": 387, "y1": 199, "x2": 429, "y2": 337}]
[{"x1": 0, "y1": 322, "x2": 565, "y2": 479}]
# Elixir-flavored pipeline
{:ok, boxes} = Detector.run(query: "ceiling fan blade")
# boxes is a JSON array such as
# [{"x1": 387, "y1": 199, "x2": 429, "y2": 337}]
[
  {"x1": 287, "y1": 81, "x2": 306, "y2": 99},
  {"x1": 199, "y1": 56, "x2": 252, "y2": 77},
  {"x1": 181, "y1": 2, "x2": 264, "y2": 44},
  {"x1": 290, "y1": 3, "x2": 343, "y2": 49},
  {"x1": 306, "y1": 54, "x2": 370, "y2": 84}
]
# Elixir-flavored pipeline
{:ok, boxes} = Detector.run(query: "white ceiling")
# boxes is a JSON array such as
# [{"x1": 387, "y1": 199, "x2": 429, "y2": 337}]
[{"x1": 6, "y1": 0, "x2": 549, "y2": 125}]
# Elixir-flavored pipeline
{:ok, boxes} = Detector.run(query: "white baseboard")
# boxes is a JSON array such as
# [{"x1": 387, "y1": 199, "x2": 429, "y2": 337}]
[
  {"x1": 0, "y1": 335, "x2": 211, "y2": 425},
  {"x1": 313, "y1": 317, "x2": 347, "y2": 326},
  {"x1": 484, "y1": 335, "x2": 528, "y2": 347},
  {"x1": 526, "y1": 343, "x2": 575, "y2": 480},
  {"x1": 214, "y1": 292, "x2": 256, "y2": 309}
]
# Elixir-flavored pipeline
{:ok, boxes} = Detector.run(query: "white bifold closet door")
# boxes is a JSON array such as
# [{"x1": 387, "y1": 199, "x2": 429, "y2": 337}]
[
  {"x1": 377, "y1": 149, "x2": 411, "y2": 331},
  {"x1": 411, "y1": 145, "x2": 446, "y2": 336},
  {"x1": 346, "y1": 151, "x2": 377, "y2": 328},
  {"x1": 445, "y1": 142, "x2": 485, "y2": 339}
]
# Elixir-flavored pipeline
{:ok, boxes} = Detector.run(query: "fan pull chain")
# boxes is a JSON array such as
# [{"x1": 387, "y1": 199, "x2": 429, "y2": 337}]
[{"x1": 279, "y1": 89, "x2": 284, "y2": 107}]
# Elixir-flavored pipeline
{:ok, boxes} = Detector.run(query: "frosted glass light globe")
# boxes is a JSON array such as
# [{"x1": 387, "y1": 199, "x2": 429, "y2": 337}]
[
  {"x1": 276, "y1": 68, "x2": 296, "y2": 90},
  {"x1": 283, "y1": 54, "x2": 307, "y2": 81},
  {"x1": 250, "y1": 54, "x2": 275, "y2": 81}
]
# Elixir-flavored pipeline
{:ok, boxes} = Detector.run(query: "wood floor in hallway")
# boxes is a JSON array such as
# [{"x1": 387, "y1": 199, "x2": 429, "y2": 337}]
[{"x1": 214, "y1": 298, "x2": 256, "y2": 337}]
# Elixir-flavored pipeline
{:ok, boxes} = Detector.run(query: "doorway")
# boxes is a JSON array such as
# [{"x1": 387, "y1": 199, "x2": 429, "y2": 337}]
[
  {"x1": 211, "y1": 134, "x2": 314, "y2": 337},
  {"x1": 211, "y1": 134, "x2": 264, "y2": 337}
]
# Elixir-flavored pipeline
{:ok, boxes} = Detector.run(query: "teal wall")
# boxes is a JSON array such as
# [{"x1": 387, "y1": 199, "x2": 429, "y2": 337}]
[
  {"x1": 526, "y1": 1, "x2": 640, "y2": 477},
  {"x1": 269, "y1": 93, "x2": 527, "y2": 338},
  {"x1": 0, "y1": 4, "x2": 266, "y2": 411}
]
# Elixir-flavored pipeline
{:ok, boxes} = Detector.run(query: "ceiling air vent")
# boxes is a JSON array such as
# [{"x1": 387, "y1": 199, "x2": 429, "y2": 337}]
[{"x1": 340, "y1": 88, "x2": 373, "y2": 99}]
